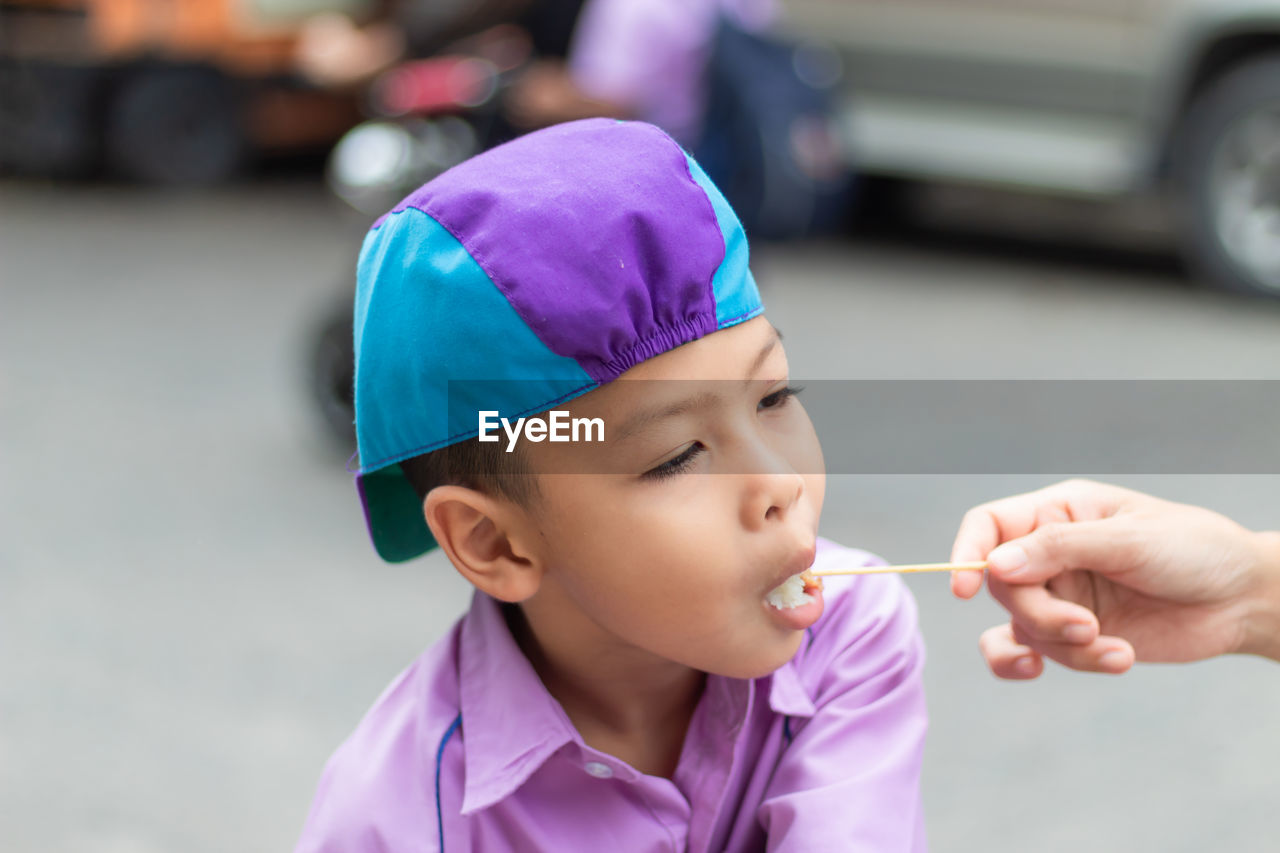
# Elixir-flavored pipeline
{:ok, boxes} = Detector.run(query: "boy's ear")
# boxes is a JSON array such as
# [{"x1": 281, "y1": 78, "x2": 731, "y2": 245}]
[{"x1": 423, "y1": 486, "x2": 544, "y2": 602}]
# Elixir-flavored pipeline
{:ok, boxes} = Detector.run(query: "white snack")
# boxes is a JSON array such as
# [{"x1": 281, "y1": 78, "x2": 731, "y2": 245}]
[{"x1": 765, "y1": 573, "x2": 810, "y2": 610}]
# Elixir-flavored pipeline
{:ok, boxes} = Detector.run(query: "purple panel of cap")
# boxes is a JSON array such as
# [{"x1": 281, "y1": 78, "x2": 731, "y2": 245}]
[{"x1": 377, "y1": 120, "x2": 724, "y2": 384}]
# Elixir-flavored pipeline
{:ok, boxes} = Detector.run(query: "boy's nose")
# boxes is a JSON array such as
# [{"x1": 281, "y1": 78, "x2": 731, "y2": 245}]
[{"x1": 741, "y1": 467, "x2": 805, "y2": 530}]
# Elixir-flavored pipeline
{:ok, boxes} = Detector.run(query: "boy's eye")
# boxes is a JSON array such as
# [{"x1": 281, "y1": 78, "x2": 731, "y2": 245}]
[
  {"x1": 759, "y1": 385, "x2": 803, "y2": 411},
  {"x1": 641, "y1": 442, "x2": 705, "y2": 481}
]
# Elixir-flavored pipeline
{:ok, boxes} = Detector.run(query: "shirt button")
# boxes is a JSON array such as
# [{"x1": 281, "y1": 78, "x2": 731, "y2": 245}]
[{"x1": 583, "y1": 761, "x2": 614, "y2": 779}]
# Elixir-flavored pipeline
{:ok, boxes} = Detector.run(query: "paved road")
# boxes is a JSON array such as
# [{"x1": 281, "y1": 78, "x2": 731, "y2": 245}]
[{"x1": 5, "y1": 179, "x2": 1280, "y2": 853}]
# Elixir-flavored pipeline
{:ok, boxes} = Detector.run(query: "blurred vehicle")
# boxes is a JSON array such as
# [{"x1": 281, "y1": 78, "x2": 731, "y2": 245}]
[
  {"x1": 326, "y1": 30, "x2": 527, "y2": 216},
  {"x1": 781, "y1": 0, "x2": 1280, "y2": 297},
  {"x1": 0, "y1": 0, "x2": 366, "y2": 183},
  {"x1": 309, "y1": 36, "x2": 526, "y2": 444}
]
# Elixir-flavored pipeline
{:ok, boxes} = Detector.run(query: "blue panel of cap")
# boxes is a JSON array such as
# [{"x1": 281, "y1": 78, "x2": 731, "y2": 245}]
[{"x1": 354, "y1": 207, "x2": 598, "y2": 473}]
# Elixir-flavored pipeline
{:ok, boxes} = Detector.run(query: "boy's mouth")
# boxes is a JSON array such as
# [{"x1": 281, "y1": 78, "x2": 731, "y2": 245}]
[{"x1": 764, "y1": 569, "x2": 823, "y2": 610}]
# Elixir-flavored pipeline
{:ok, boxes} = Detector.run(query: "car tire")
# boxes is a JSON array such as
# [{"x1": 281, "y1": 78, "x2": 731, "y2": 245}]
[
  {"x1": 106, "y1": 66, "x2": 246, "y2": 185},
  {"x1": 1175, "y1": 55, "x2": 1280, "y2": 297},
  {"x1": 0, "y1": 61, "x2": 103, "y2": 178}
]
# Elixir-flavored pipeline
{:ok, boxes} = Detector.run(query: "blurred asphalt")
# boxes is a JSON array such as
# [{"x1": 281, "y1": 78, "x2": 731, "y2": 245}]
[{"x1": 4, "y1": 178, "x2": 1280, "y2": 853}]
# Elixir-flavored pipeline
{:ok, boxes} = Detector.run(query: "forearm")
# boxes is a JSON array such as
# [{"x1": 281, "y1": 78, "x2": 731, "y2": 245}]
[
  {"x1": 544, "y1": 91, "x2": 630, "y2": 124},
  {"x1": 1240, "y1": 530, "x2": 1280, "y2": 662},
  {"x1": 505, "y1": 63, "x2": 632, "y2": 130}
]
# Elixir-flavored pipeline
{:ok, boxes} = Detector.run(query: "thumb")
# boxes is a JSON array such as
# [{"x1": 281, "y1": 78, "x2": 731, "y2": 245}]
[{"x1": 987, "y1": 518, "x2": 1137, "y2": 585}]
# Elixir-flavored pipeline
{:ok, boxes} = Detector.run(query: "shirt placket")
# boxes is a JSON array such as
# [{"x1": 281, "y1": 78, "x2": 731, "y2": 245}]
[
  {"x1": 676, "y1": 676, "x2": 753, "y2": 853},
  {"x1": 573, "y1": 744, "x2": 692, "y2": 852}
]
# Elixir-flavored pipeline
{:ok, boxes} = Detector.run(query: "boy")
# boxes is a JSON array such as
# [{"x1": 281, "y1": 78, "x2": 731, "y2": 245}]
[{"x1": 296, "y1": 119, "x2": 926, "y2": 851}]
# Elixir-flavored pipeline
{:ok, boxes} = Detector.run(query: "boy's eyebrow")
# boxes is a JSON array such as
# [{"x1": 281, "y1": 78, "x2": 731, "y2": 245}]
[
  {"x1": 613, "y1": 329, "x2": 783, "y2": 443},
  {"x1": 613, "y1": 390, "x2": 722, "y2": 443}
]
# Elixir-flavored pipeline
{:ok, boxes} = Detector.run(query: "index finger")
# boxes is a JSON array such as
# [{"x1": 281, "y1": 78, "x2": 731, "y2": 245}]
[
  {"x1": 950, "y1": 479, "x2": 1132, "y2": 600},
  {"x1": 949, "y1": 492, "x2": 1042, "y2": 599},
  {"x1": 949, "y1": 504, "x2": 996, "y2": 599}
]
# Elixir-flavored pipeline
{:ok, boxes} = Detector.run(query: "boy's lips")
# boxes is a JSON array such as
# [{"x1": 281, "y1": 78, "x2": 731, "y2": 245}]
[
  {"x1": 761, "y1": 541, "x2": 822, "y2": 628},
  {"x1": 766, "y1": 585, "x2": 824, "y2": 631},
  {"x1": 765, "y1": 543, "x2": 818, "y2": 595}
]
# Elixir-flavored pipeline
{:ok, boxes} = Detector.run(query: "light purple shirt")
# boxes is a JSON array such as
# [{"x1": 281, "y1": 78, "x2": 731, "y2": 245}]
[
  {"x1": 296, "y1": 537, "x2": 928, "y2": 852},
  {"x1": 568, "y1": 0, "x2": 777, "y2": 145}
]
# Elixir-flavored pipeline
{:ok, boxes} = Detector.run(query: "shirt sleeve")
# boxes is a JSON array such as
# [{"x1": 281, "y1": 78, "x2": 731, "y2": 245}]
[
  {"x1": 757, "y1": 570, "x2": 929, "y2": 852},
  {"x1": 293, "y1": 641, "x2": 464, "y2": 853},
  {"x1": 293, "y1": 685, "x2": 444, "y2": 853}
]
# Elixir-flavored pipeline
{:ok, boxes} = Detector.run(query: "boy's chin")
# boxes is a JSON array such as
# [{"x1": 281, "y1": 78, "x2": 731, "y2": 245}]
[{"x1": 712, "y1": 636, "x2": 806, "y2": 681}]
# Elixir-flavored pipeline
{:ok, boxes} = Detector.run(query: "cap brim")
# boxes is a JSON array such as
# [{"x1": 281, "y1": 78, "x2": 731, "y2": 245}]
[{"x1": 356, "y1": 465, "x2": 438, "y2": 563}]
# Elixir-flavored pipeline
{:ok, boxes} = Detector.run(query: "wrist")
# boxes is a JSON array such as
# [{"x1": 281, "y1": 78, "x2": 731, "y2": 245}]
[{"x1": 1239, "y1": 531, "x2": 1280, "y2": 662}]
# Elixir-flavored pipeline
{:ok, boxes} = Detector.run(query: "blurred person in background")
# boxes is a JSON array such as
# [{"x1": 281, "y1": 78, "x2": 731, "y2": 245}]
[
  {"x1": 949, "y1": 479, "x2": 1280, "y2": 679},
  {"x1": 503, "y1": 0, "x2": 776, "y2": 146}
]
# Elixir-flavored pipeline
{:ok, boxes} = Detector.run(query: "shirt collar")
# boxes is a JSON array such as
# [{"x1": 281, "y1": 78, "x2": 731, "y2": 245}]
[
  {"x1": 455, "y1": 591, "x2": 817, "y2": 814},
  {"x1": 456, "y1": 591, "x2": 579, "y2": 815}
]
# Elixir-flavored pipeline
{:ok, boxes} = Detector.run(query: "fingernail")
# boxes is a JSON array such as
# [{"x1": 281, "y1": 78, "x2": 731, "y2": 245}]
[
  {"x1": 1014, "y1": 656, "x2": 1037, "y2": 676},
  {"x1": 988, "y1": 544, "x2": 1029, "y2": 577},
  {"x1": 1099, "y1": 650, "x2": 1129, "y2": 671},
  {"x1": 1062, "y1": 624, "x2": 1093, "y2": 644}
]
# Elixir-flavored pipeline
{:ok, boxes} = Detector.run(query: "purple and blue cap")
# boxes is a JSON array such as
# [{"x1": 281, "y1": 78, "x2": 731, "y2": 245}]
[{"x1": 354, "y1": 118, "x2": 763, "y2": 562}]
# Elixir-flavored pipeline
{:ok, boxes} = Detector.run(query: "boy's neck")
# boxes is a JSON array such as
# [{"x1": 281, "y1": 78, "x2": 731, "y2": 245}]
[{"x1": 505, "y1": 601, "x2": 706, "y2": 779}]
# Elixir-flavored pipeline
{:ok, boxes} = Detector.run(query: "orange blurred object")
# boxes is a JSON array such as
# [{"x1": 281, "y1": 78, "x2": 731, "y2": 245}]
[{"x1": 1, "y1": 0, "x2": 366, "y2": 180}]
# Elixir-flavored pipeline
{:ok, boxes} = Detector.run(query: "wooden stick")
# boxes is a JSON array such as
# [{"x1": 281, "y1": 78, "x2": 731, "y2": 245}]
[{"x1": 811, "y1": 561, "x2": 988, "y2": 577}]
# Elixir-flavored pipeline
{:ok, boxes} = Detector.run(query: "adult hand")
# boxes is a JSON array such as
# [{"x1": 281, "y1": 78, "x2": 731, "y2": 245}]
[{"x1": 950, "y1": 479, "x2": 1280, "y2": 678}]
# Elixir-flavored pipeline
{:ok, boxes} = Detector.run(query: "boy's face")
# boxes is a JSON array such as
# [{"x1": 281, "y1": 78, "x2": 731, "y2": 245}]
[{"x1": 519, "y1": 316, "x2": 826, "y2": 679}]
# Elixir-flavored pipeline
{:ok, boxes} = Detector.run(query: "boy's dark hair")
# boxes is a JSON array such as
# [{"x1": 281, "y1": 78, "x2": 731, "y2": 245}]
[{"x1": 399, "y1": 438, "x2": 536, "y2": 506}]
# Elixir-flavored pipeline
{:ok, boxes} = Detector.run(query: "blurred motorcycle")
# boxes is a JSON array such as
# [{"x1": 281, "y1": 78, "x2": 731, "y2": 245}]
[{"x1": 307, "y1": 32, "x2": 529, "y2": 446}]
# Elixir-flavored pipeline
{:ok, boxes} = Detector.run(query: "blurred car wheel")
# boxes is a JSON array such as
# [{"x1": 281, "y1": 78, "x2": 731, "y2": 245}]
[
  {"x1": 106, "y1": 67, "x2": 246, "y2": 185},
  {"x1": 1178, "y1": 55, "x2": 1280, "y2": 297},
  {"x1": 0, "y1": 61, "x2": 102, "y2": 178}
]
